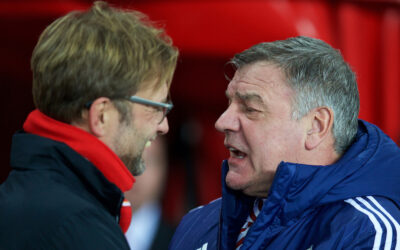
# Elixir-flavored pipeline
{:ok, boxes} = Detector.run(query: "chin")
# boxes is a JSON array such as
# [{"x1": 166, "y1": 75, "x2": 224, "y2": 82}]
[
  {"x1": 122, "y1": 155, "x2": 145, "y2": 176},
  {"x1": 225, "y1": 172, "x2": 247, "y2": 191},
  {"x1": 131, "y1": 160, "x2": 145, "y2": 176}
]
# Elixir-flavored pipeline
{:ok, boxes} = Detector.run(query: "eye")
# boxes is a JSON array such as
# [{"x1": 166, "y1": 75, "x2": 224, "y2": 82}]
[
  {"x1": 245, "y1": 106, "x2": 257, "y2": 113},
  {"x1": 239, "y1": 104, "x2": 258, "y2": 113},
  {"x1": 244, "y1": 106, "x2": 260, "y2": 115},
  {"x1": 155, "y1": 106, "x2": 164, "y2": 113}
]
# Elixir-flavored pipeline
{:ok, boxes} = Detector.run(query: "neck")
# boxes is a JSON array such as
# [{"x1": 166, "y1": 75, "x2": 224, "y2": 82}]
[{"x1": 305, "y1": 139, "x2": 341, "y2": 166}]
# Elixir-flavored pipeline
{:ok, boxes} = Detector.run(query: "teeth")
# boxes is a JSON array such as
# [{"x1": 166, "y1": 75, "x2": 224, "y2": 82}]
[
  {"x1": 229, "y1": 147, "x2": 245, "y2": 159},
  {"x1": 145, "y1": 141, "x2": 152, "y2": 148},
  {"x1": 228, "y1": 147, "x2": 237, "y2": 153}
]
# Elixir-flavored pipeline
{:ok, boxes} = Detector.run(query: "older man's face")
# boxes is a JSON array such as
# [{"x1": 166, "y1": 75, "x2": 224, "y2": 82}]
[{"x1": 215, "y1": 62, "x2": 308, "y2": 197}]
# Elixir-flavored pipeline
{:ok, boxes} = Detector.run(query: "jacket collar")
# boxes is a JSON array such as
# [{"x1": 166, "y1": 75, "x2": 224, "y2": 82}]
[
  {"x1": 22, "y1": 109, "x2": 135, "y2": 192},
  {"x1": 10, "y1": 131, "x2": 124, "y2": 218},
  {"x1": 220, "y1": 120, "x2": 400, "y2": 249},
  {"x1": 15, "y1": 109, "x2": 135, "y2": 232}
]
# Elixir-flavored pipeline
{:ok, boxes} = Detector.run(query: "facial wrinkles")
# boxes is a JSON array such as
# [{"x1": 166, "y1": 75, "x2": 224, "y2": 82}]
[
  {"x1": 244, "y1": 82, "x2": 291, "y2": 121},
  {"x1": 221, "y1": 63, "x2": 302, "y2": 197},
  {"x1": 232, "y1": 71, "x2": 274, "y2": 106},
  {"x1": 115, "y1": 103, "x2": 152, "y2": 176},
  {"x1": 239, "y1": 115, "x2": 278, "y2": 196},
  {"x1": 231, "y1": 85, "x2": 271, "y2": 122},
  {"x1": 234, "y1": 65, "x2": 284, "y2": 187},
  {"x1": 127, "y1": 128, "x2": 148, "y2": 175},
  {"x1": 224, "y1": 80, "x2": 262, "y2": 153},
  {"x1": 114, "y1": 119, "x2": 136, "y2": 172},
  {"x1": 222, "y1": 99, "x2": 256, "y2": 169},
  {"x1": 240, "y1": 115, "x2": 258, "y2": 174},
  {"x1": 236, "y1": 92, "x2": 266, "y2": 111}
]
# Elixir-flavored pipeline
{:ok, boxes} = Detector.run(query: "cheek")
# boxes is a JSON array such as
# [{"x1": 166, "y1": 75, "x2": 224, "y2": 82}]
[
  {"x1": 246, "y1": 125, "x2": 292, "y2": 172},
  {"x1": 260, "y1": 125, "x2": 304, "y2": 165},
  {"x1": 134, "y1": 117, "x2": 157, "y2": 137}
]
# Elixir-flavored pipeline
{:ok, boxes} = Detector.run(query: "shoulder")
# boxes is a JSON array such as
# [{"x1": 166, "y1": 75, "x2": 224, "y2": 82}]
[
  {"x1": 342, "y1": 196, "x2": 400, "y2": 231},
  {"x1": 0, "y1": 201, "x2": 128, "y2": 249},
  {"x1": 0, "y1": 177, "x2": 125, "y2": 249},
  {"x1": 343, "y1": 196, "x2": 400, "y2": 244},
  {"x1": 169, "y1": 198, "x2": 221, "y2": 250},
  {"x1": 178, "y1": 197, "x2": 222, "y2": 229},
  {"x1": 181, "y1": 197, "x2": 222, "y2": 228},
  {"x1": 313, "y1": 196, "x2": 400, "y2": 249},
  {"x1": 36, "y1": 207, "x2": 129, "y2": 249},
  {"x1": 2, "y1": 175, "x2": 102, "y2": 221}
]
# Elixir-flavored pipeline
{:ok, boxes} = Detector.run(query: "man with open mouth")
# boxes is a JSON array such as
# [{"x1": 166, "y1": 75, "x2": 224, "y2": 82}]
[{"x1": 170, "y1": 36, "x2": 400, "y2": 250}]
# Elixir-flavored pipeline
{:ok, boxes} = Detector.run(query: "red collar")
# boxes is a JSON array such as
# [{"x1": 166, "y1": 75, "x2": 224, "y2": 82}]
[{"x1": 23, "y1": 109, "x2": 135, "y2": 192}]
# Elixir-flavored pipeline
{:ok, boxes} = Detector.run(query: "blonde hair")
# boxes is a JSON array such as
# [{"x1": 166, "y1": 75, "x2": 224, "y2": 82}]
[{"x1": 31, "y1": 1, "x2": 178, "y2": 123}]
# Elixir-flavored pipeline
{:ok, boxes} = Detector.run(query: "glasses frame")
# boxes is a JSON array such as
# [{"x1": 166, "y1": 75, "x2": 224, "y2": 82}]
[
  {"x1": 85, "y1": 95, "x2": 173, "y2": 124},
  {"x1": 126, "y1": 95, "x2": 173, "y2": 124}
]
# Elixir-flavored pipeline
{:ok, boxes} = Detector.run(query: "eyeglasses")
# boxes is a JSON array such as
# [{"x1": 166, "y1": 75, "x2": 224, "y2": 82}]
[
  {"x1": 125, "y1": 95, "x2": 173, "y2": 124},
  {"x1": 85, "y1": 95, "x2": 173, "y2": 124}
]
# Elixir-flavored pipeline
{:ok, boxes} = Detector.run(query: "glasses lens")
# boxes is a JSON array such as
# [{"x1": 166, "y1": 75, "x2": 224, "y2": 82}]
[
  {"x1": 158, "y1": 107, "x2": 167, "y2": 124},
  {"x1": 158, "y1": 95, "x2": 173, "y2": 124}
]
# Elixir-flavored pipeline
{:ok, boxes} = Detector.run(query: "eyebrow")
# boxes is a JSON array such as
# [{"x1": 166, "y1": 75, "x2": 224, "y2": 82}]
[
  {"x1": 225, "y1": 91, "x2": 266, "y2": 106},
  {"x1": 236, "y1": 92, "x2": 264, "y2": 103}
]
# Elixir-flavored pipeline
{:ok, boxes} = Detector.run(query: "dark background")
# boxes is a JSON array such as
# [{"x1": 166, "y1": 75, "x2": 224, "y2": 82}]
[{"x1": 0, "y1": 0, "x2": 399, "y2": 225}]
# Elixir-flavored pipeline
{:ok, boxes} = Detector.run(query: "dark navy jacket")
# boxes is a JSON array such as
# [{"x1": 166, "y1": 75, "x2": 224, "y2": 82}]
[
  {"x1": 0, "y1": 133, "x2": 130, "y2": 249},
  {"x1": 170, "y1": 120, "x2": 400, "y2": 250}
]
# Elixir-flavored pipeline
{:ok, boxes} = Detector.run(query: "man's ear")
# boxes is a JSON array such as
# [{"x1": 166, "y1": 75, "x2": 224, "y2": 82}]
[
  {"x1": 305, "y1": 107, "x2": 334, "y2": 150},
  {"x1": 87, "y1": 97, "x2": 114, "y2": 137}
]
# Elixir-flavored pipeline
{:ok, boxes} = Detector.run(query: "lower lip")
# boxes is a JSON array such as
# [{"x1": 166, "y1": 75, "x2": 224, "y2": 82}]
[{"x1": 228, "y1": 155, "x2": 246, "y2": 166}]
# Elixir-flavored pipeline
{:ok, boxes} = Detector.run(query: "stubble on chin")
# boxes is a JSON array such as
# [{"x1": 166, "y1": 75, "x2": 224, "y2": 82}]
[{"x1": 120, "y1": 155, "x2": 146, "y2": 176}]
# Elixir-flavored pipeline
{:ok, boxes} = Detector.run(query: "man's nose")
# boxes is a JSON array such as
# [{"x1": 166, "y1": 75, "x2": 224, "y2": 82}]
[
  {"x1": 215, "y1": 105, "x2": 239, "y2": 133},
  {"x1": 158, "y1": 117, "x2": 169, "y2": 135}
]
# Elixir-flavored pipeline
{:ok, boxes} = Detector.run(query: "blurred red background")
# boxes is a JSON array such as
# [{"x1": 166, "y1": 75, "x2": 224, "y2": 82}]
[{"x1": 0, "y1": 0, "x2": 399, "y2": 225}]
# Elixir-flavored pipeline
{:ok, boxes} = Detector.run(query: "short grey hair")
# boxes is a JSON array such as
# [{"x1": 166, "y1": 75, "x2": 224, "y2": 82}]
[{"x1": 230, "y1": 36, "x2": 359, "y2": 154}]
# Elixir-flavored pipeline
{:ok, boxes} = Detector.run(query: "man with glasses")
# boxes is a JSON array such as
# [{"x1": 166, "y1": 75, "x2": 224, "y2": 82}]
[{"x1": 0, "y1": 1, "x2": 178, "y2": 249}]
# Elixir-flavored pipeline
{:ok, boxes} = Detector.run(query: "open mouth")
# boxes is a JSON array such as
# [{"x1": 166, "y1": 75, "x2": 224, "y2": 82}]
[{"x1": 228, "y1": 147, "x2": 247, "y2": 159}]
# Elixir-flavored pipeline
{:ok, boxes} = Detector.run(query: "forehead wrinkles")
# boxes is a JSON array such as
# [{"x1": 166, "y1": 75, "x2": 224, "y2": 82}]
[
  {"x1": 227, "y1": 66, "x2": 275, "y2": 100},
  {"x1": 235, "y1": 62, "x2": 282, "y2": 87},
  {"x1": 239, "y1": 62, "x2": 292, "y2": 92},
  {"x1": 225, "y1": 63, "x2": 295, "y2": 117}
]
